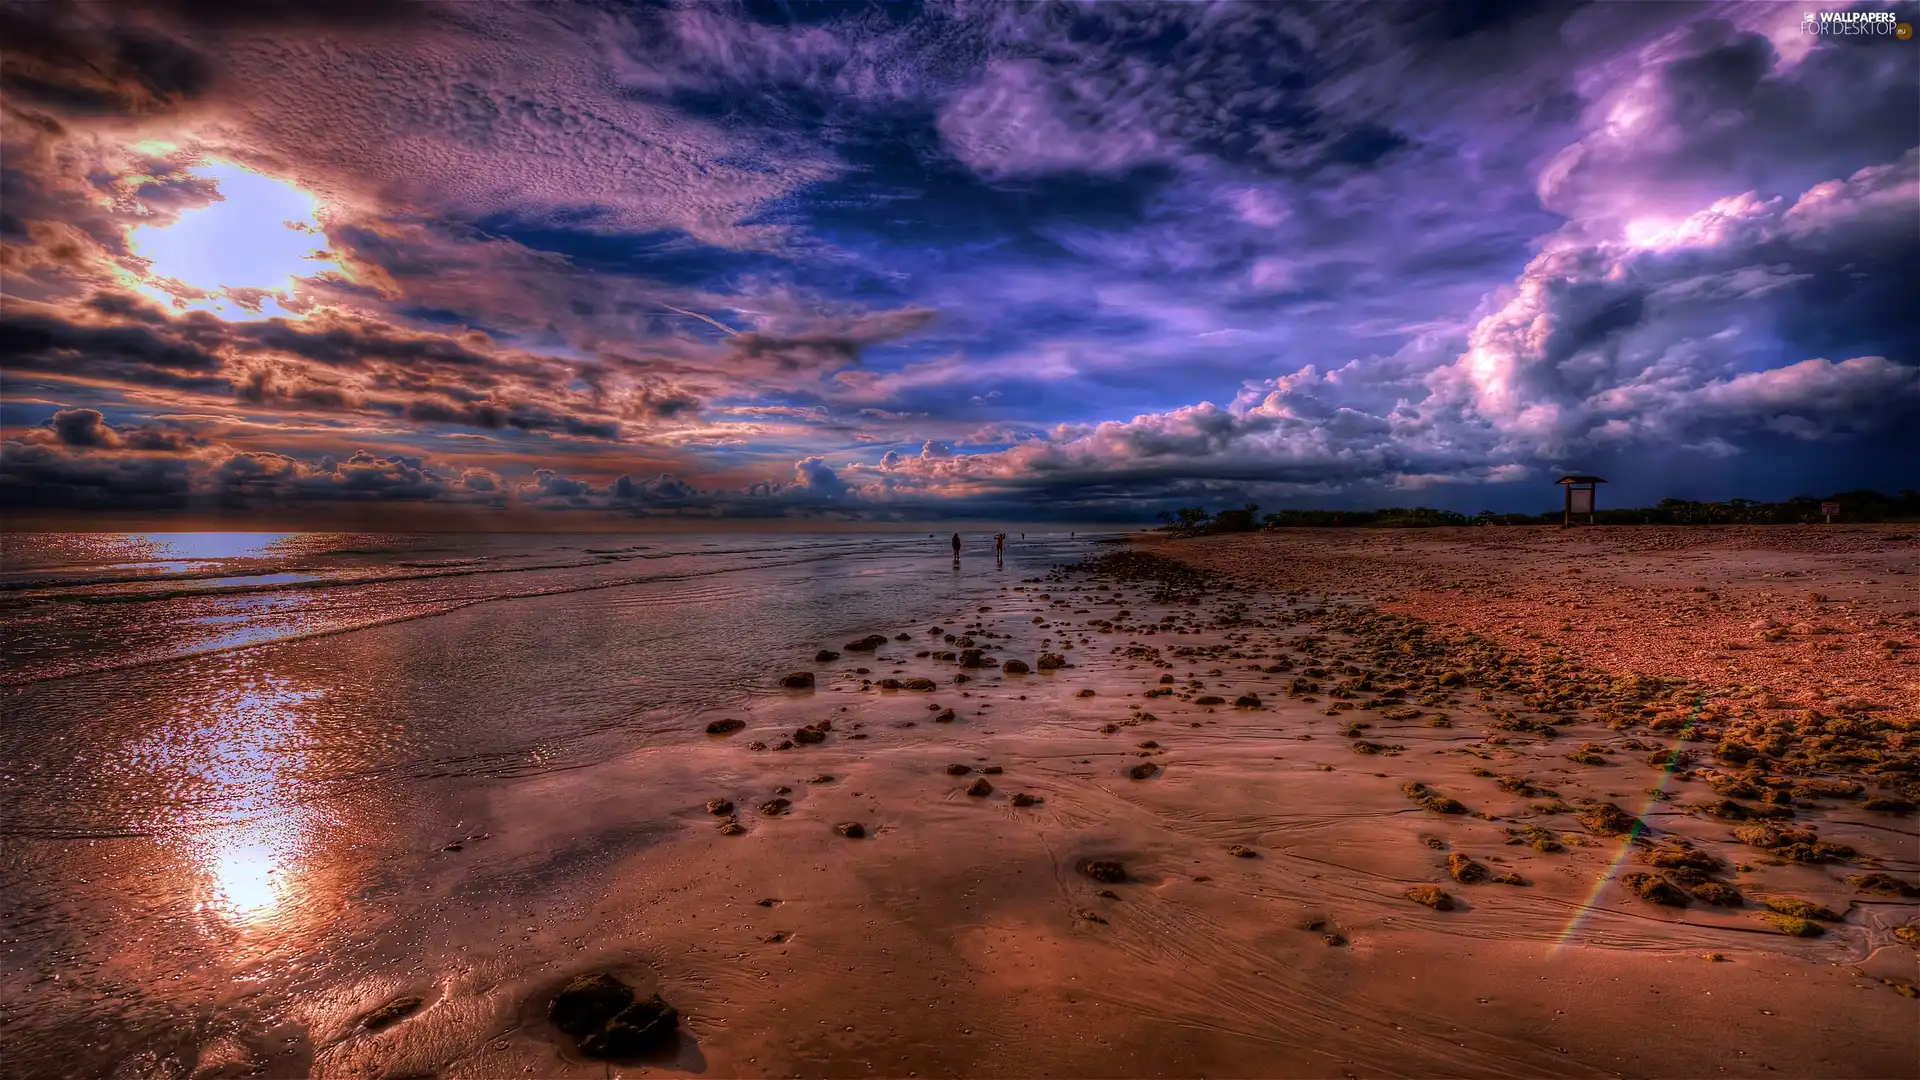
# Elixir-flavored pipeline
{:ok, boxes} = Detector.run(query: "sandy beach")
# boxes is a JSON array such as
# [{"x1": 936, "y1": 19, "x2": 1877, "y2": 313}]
[{"x1": 5, "y1": 529, "x2": 1917, "y2": 1078}]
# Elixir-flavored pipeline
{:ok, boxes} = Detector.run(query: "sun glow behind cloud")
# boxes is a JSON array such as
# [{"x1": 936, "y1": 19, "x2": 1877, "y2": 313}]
[{"x1": 125, "y1": 159, "x2": 343, "y2": 320}]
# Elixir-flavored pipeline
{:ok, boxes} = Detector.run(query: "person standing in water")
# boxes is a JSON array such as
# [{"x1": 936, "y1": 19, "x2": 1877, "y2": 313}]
[
  {"x1": 951, "y1": 532, "x2": 961, "y2": 559},
  {"x1": 994, "y1": 533, "x2": 1005, "y2": 554}
]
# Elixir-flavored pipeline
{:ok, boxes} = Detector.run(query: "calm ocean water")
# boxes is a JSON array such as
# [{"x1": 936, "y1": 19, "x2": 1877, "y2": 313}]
[{"x1": 0, "y1": 529, "x2": 1108, "y2": 1069}]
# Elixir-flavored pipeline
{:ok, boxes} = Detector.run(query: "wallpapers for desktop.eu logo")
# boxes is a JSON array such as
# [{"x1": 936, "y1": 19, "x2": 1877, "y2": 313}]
[{"x1": 1801, "y1": 9, "x2": 1910, "y2": 36}]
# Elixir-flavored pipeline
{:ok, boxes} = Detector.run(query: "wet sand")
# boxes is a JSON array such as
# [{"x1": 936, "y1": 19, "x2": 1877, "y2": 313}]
[{"x1": 11, "y1": 535, "x2": 1919, "y2": 1078}]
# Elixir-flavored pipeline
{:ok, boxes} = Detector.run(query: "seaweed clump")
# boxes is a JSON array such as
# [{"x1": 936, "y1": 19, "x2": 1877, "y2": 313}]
[
  {"x1": 1576, "y1": 802, "x2": 1644, "y2": 838},
  {"x1": 1848, "y1": 873, "x2": 1920, "y2": 898},
  {"x1": 1503, "y1": 825, "x2": 1565, "y2": 853},
  {"x1": 1760, "y1": 896, "x2": 1841, "y2": 922},
  {"x1": 1446, "y1": 853, "x2": 1488, "y2": 884},
  {"x1": 1732, "y1": 825, "x2": 1854, "y2": 864},
  {"x1": 1403, "y1": 781, "x2": 1468, "y2": 814},
  {"x1": 1618, "y1": 872, "x2": 1689, "y2": 906}
]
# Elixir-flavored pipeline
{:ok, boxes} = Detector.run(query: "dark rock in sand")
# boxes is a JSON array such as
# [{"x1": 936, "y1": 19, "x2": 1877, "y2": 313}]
[
  {"x1": 1002, "y1": 659, "x2": 1031, "y2": 674},
  {"x1": 982, "y1": 765, "x2": 1002, "y2": 775},
  {"x1": 808, "y1": 774, "x2": 834, "y2": 784},
  {"x1": 550, "y1": 973, "x2": 632, "y2": 1040},
  {"x1": 835, "y1": 821, "x2": 866, "y2": 838},
  {"x1": 845, "y1": 634, "x2": 889, "y2": 651},
  {"x1": 718, "y1": 818, "x2": 746, "y2": 835},
  {"x1": 362, "y1": 995, "x2": 424, "y2": 1031},
  {"x1": 946, "y1": 763, "x2": 972, "y2": 776},
  {"x1": 1195, "y1": 695, "x2": 1225, "y2": 706},
  {"x1": 793, "y1": 726, "x2": 827, "y2": 745},
  {"x1": 902, "y1": 677, "x2": 937, "y2": 691},
  {"x1": 706, "y1": 798, "x2": 734, "y2": 816},
  {"x1": 895, "y1": 633, "x2": 913, "y2": 641},
  {"x1": 705, "y1": 718, "x2": 745, "y2": 735},
  {"x1": 814, "y1": 650, "x2": 840, "y2": 663},
  {"x1": 1234, "y1": 695, "x2": 1262, "y2": 708},
  {"x1": 1079, "y1": 858, "x2": 1126, "y2": 883},
  {"x1": 1037, "y1": 652, "x2": 1066, "y2": 670},
  {"x1": 1228, "y1": 845, "x2": 1258, "y2": 859},
  {"x1": 934, "y1": 708, "x2": 957, "y2": 723},
  {"x1": 760, "y1": 798, "x2": 792, "y2": 816},
  {"x1": 1405, "y1": 885, "x2": 1454, "y2": 910},
  {"x1": 1128, "y1": 762, "x2": 1159, "y2": 780},
  {"x1": 1011, "y1": 792, "x2": 1042, "y2": 807},
  {"x1": 966, "y1": 778, "x2": 994, "y2": 797},
  {"x1": 772, "y1": 740, "x2": 794, "y2": 751},
  {"x1": 781, "y1": 671, "x2": 816, "y2": 690},
  {"x1": 1076, "y1": 909, "x2": 1108, "y2": 924},
  {"x1": 879, "y1": 678, "x2": 904, "y2": 689},
  {"x1": 580, "y1": 994, "x2": 679, "y2": 1059}
]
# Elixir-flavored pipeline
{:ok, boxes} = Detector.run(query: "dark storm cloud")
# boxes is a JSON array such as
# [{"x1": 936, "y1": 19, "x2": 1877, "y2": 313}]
[
  {"x1": 0, "y1": 6, "x2": 213, "y2": 117},
  {"x1": 0, "y1": 309, "x2": 231, "y2": 392}
]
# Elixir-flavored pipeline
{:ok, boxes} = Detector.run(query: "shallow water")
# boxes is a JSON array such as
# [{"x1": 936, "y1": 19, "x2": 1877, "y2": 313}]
[{"x1": 0, "y1": 530, "x2": 1092, "y2": 1075}]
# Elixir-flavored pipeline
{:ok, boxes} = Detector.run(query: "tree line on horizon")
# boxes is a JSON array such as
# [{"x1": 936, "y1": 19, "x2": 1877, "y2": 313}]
[{"x1": 1155, "y1": 489, "x2": 1920, "y2": 533}]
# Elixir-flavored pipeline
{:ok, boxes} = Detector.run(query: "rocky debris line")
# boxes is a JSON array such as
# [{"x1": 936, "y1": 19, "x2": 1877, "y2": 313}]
[{"x1": 549, "y1": 973, "x2": 678, "y2": 1059}]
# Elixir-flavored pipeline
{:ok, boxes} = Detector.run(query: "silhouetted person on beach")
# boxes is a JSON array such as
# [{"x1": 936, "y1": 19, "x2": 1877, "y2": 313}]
[
  {"x1": 994, "y1": 533, "x2": 1005, "y2": 554},
  {"x1": 951, "y1": 532, "x2": 961, "y2": 559}
]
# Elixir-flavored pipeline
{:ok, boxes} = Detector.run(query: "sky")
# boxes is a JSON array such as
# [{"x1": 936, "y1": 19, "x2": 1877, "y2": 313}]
[{"x1": 1, "y1": 0, "x2": 1916, "y2": 528}]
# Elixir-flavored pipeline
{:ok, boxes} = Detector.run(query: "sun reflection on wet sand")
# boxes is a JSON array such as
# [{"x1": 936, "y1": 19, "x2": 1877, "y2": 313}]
[
  {"x1": 206, "y1": 838, "x2": 289, "y2": 923},
  {"x1": 118, "y1": 673, "x2": 327, "y2": 936}
]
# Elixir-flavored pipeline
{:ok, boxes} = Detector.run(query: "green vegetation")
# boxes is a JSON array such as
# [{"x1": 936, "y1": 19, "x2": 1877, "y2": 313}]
[{"x1": 1152, "y1": 489, "x2": 1920, "y2": 533}]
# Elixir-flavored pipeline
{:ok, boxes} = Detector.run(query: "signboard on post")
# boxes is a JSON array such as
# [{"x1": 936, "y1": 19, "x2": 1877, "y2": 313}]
[{"x1": 1820, "y1": 501, "x2": 1840, "y2": 523}]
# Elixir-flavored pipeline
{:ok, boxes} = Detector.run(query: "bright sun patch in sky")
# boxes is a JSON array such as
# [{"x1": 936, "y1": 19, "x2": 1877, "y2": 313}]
[{"x1": 126, "y1": 159, "x2": 342, "y2": 320}]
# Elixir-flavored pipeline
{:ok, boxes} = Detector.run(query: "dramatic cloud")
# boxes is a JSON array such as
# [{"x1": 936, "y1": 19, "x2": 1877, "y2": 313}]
[{"x1": 2, "y1": 1, "x2": 1914, "y2": 523}]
